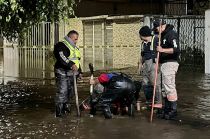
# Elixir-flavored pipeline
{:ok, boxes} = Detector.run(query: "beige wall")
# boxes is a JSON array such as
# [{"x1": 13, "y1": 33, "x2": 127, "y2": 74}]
[
  {"x1": 66, "y1": 17, "x2": 143, "y2": 47},
  {"x1": 58, "y1": 18, "x2": 83, "y2": 47},
  {"x1": 112, "y1": 20, "x2": 143, "y2": 68},
  {"x1": 67, "y1": 18, "x2": 84, "y2": 47},
  {"x1": 67, "y1": 17, "x2": 143, "y2": 69},
  {"x1": 113, "y1": 21, "x2": 142, "y2": 46},
  {"x1": 112, "y1": 46, "x2": 140, "y2": 69}
]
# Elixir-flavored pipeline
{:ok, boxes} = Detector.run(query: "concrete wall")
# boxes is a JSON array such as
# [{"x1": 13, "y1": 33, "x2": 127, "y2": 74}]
[
  {"x1": 112, "y1": 46, "x2": 140, "y2": 69},
  {"x1": 112, "y1": 19, "x2": 142, "y2": 68},
  {"x1": 58, "y1": 19, "x2": 83, "y2": 46},
  {"x1": 112, "y1": 21, "x2": 142, "y2": 46},
  {"x1": 66, "y1": 16, "x2": 143, "y2": 69},
  {"x1": 66, "y1": 18, "x2": 84, "y2": 47}
]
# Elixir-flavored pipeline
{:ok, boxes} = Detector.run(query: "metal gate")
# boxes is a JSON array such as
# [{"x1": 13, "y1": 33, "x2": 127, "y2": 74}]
[{"x1": 149, "y1": 15, "x2": 205, "y2": 72}]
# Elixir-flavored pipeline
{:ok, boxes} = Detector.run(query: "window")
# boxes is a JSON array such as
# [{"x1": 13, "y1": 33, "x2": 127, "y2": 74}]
[
  {"x1": 83, "y1": 21, "x2": 113, "y2": 46},
  {"x1": 105, "y1": 24, "x2": 113, "y2": 46},
  {"x1": 84, "y1": 22, "x2": 93, "y2": 46}
]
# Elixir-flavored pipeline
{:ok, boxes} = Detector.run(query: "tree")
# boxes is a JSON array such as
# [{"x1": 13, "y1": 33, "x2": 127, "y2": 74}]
[{"x1": 0, "y1": 0, "x2": 76, "y2": 40}]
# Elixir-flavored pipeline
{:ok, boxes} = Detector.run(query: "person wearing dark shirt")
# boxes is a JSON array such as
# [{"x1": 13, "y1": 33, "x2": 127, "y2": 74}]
[
  {"x1": 153, "y1": 19, "x2": 180, "y2": 120},
  {"x1": 139, "y1": 26, "x2": 162, "y2": 110},
  {"x1": 53, "y1": 30, "x2": 82, "y2": 117}
]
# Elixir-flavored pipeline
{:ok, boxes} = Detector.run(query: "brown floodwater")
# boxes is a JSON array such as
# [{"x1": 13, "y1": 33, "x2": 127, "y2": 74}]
[{"x1": 0, "y1": 48, "x2": 210, "y2": 139}]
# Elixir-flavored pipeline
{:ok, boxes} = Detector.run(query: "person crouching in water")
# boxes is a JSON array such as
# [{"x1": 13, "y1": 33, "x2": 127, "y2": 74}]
[
  {"x1": 88, "y1": 72, "x2": 141, "y2": 119},
  {"x1": 139, "y1": 26, "x2": 163, "y2": 113}
]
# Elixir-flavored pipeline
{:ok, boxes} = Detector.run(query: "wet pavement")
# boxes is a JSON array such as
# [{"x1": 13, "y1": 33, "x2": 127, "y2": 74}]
[
  {"x1": 0, "y1": 69, "x2": 210, "y2": 139},
  {"x1": 0, "y1": 48, "x2": 210, "y2": 138}
]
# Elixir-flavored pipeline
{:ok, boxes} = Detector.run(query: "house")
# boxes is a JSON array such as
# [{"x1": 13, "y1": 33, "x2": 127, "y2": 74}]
[
  {"x1": 40, "y1": 0, "x2": 208, "y2": 69},
  {"x1": 0, "y1": 0, "x2": 207, "y2": 70},
  {"x1": 62, "y1": 15, "x2": 144, "y2": 69}
]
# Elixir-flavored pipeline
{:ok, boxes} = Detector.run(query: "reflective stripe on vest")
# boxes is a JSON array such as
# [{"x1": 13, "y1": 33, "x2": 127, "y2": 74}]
[
  {"x1": 141, "y1": 36, "x2": 155, "y2": 51},
  {"x1": 62, "y1": 39, "x2": 81, "y2": 68},
  {"x1": 150, "y1": 36, "x2": 155, "y2": 51}
]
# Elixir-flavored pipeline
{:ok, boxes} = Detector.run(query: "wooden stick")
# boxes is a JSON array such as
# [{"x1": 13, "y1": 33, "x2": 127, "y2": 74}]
[
  {"x1": 73, "y1": 72, "x2": 80, "y2": 117},
  {"x1": 150, "y1": 20, "x2": 162, "y2": 123}
]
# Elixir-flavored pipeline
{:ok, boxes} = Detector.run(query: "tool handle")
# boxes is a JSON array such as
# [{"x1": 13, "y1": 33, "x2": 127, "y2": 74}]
[
  {"x1": 150, "y1": 19, "x2": 162, "y2": 123},
  {"x1": 73, "y1": 73, "x2": 80, "y2": 117}
]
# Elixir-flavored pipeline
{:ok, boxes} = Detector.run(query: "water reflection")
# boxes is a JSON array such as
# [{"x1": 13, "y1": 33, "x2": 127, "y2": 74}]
[
  {"x1": 196, "y1": 74, "x2": 210, "y2": 120},
  {"x1": 0, "y1": 47, "x2": 116, "y2": 83},
  {"x1": 5, "y1": 47, "x2": 19, "y2": 77},
  {"x1": 0, "y1": 47, "x2": 50, "y2": 83},
  {"x1": 198, "y1": 74, "x2": 210, "y2": 90}
]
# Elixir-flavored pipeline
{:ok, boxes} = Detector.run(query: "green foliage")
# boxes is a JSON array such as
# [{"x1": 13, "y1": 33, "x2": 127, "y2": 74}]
[{"x1": 0, "y1": 0, "x2": 76, "y2": 40}]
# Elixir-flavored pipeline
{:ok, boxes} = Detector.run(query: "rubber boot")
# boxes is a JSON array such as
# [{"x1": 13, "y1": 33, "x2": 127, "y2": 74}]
[
  {"x1": 156, "y1": 108, "x2": 164, "y2": 118},
  {"x1": 89, "y1": 97, "x2": 97, "y2": 115},
  {"x1": 165, "y1": 101, "x2": 177, "y2": 120},
  {"x1": 103, "y1": 105, "x2": 112, "y2": 119},
  {"x1": 157, "y1": 98, "x2": 169, "y2": 119},
  {"x1": 63, "y1": 103, "x2": 71, "y2": 114},
  {"x1": 164, "y1": 99, "x2": 171, "y2": 114},
  {"x1": 55, "y1": 103, "x2": 65, "y2": 118},
  {"x1": 143, "y1": 85, "x2": 153, "y2": 103},
  {"x1": 90, "y1": 103, "x2": 97, "y2": 115}
]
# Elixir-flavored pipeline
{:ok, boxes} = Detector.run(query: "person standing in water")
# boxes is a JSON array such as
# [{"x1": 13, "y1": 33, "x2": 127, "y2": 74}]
[{"x1": 53, "y1": 30, "x2": 82, "y2": 117}]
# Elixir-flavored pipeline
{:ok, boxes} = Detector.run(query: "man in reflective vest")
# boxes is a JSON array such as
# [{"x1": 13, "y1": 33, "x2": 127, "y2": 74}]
[
  {"x1": 139, "y1": 26, "x2": 162, "y2": 111},
  {"x1": 53, "y1": 30, "x2": 82, "y2": 117}
]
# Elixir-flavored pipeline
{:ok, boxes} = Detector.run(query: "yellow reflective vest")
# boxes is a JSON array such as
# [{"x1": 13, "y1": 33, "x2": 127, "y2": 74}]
[
  {"x1": 62, "y1": 39, "x2": 81, "y2": 68},
  {"x1": 141, "y1": 35, "x2": 155, "y2": 51}
]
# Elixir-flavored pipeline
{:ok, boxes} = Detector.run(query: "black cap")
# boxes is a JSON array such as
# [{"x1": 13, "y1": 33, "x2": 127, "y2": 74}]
[
  {"x1": 152, "y1": 19, "x2": 166, "y2": 30},
  {"x1": 139, "y1": 26, "x2": 152, "y2": 37}
]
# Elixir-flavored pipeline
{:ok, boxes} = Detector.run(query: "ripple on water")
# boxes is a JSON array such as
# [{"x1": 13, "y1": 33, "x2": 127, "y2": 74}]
[
  {"x1": 0, "y1": 81, "x2": 37, "y2": 108},
  {"x1": 198, "y1": 74, "x2": 210, "y2": 90},
  {"x1": 194, "y1": 95, "x2": 210, "y2": 120}
]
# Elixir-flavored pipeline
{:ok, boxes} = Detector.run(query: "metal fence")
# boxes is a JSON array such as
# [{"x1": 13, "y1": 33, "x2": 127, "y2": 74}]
[
  {"x1": 0, "y1": 47, "x2": 55, "y2": 85},
  {"x1": 150, "y1": 15, "x2": 205, "y2": 71},
  {"x1": 18, "y1": 22, "x2": 60, "y2": 47},
  {"x1": 2, "y1": 16, "x2": 206, "y2": 73}
]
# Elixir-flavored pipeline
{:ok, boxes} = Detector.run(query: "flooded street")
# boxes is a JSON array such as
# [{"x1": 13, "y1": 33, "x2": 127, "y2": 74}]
[{"x1": 0, "y1": 48, "x2": 210, "y2": 138}]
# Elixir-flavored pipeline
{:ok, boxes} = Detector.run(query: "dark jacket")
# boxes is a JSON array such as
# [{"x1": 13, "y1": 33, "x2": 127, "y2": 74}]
[
  {"x1": 53, "y1": 41, "x2": 76, "y2": 71},
  {"x1": 141, "y1": 35, "x2": 159, "y2": 63},
  {"x1": 160, "y1": 24, "x2": 180, "y2": 63}
]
